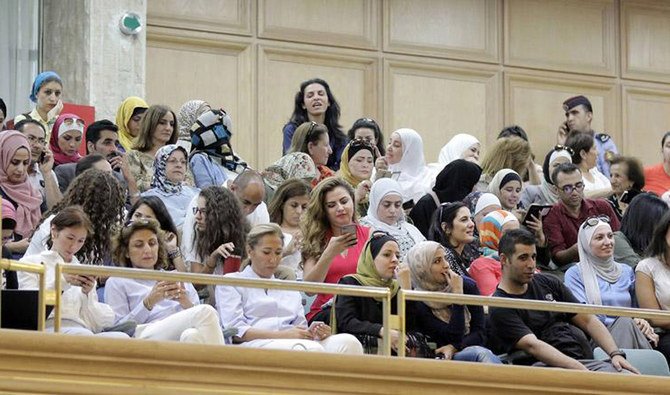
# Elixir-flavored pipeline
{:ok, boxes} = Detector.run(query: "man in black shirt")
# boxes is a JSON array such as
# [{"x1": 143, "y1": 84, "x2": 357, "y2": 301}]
[{"x1": 488, "y1": 228, "x2": 638, "y2": 373}]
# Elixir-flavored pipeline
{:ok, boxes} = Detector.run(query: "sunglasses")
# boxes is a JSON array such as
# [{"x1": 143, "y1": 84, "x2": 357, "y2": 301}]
[
  {"x1": 553, "y1": 144, "x2": 574, "y2": 156},
  {"x1": 353, "y1": 117, "x2": 379, "y2": 129},
  {"x1": 581, "y1": 215, "x2": 610, "y2": 229},
  {"x1": 62, "y1": 118, "x2": 85, "y2": 128}
]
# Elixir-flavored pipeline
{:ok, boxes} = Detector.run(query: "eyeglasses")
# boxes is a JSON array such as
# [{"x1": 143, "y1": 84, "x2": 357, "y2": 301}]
[
  {"x1": 553, "y1": 144, "x2": 575, "y2": 156},
  {"x1": 558, "y1": 182, "x2": 585, "y2": 194},
  {"x1": 192, "y1": 207, "x2": 207, "y2": 215},
  {"x1": 25, "y1": 135, "x2": 46, "y2": 145},
  {"x1": 581, "y1": 215, "x2": 610, "y2": 229},
  {"x1": 62, "y1": 118, "x2": 85, "y2": 128},
  {"x1": 166, "y1": 159, "x2": 187, "y2": 166}
]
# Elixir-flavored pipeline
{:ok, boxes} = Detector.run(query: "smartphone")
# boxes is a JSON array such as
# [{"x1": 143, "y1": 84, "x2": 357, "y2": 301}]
[
  {"x1": 223, "y1": 255, "x2": 242, "y2": 274},
  {"x1": 308, "y1": 321, "x2": 324, "y2": 331},
  {"x1": 522, "y1": 204, "x2": 553, "y2": 227},
  {"x1": 341, "y1": 224, "x2": 357, "y2": 245},
  {"x1": 402, "y1": 200, "x2": 415, "y2": 211},
  {"x1": 620, "y1": 189, "x2": 641, "y2": 205},
  {"x1": 38, "y1": 151, "x2": 46, "y2": 164}
]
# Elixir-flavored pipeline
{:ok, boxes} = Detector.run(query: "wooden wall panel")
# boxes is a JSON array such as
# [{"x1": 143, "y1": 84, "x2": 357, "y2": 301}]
[
  {"x1": 622, "y1": 0, "x2": 670, "y2": 83},
  {"x1": 384, "y1": 0, "x2": 500, "y2": 63},
  {"x1": 146, "y1": 28, "x2": 255, "y2": 165},
  {"x1": 258, "y1": 0, "x2": 379, "y2": 50},
  {"x1": 257, "y1": 44, "x2": 379, "y2": 170},
  {"x1": 384, "y1": 57, "x2": 502, "y2": 164},
  {"x1": 505, "y1": 0, "x2": 617, "y2": 76},
  {"x1": 504, "y1": 69, "x2": 619, "y2": 161},
  {"x1": 147, "y1": 0, "x2": 253, "y2": 36},
  {"x1": 622, "y1": 83, "x2": 670, "y2": 166}
]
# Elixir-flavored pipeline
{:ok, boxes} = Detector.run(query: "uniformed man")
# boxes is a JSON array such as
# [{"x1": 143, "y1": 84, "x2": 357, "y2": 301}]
[{"x1": 557, "y1": 95, "x2": 618, "y2": 178}]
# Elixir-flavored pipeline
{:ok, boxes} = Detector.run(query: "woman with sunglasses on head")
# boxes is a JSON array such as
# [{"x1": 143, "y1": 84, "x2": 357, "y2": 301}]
[
  {"x1": 360, "y1": 178, "x2": 424, "y2": 261},
  {"x1": 19, "y1": 206, "x2": 127, "y2": 338},
  {"x1": 337, "y1": 138, "x2": 377, "y2": 216},
  {"x1": 141, "y1": 144, "x2": 199, "y2": 230},
  {"x1": 347, "y1": 117, "x2": 388, "y2": 175},
  {"x1": 127, "y1": 196, "x2": 185, "y2": 272},
  {"x1": 564, "y1": 216, "x2": 658, "y2": 350},
  {"x1": 282, "y1": 78, "x2": 348, "y2": 171},
  {"x1": 126, "y1": 105, "x2": 194, "y2": 193},
  {"x1": 288, "y1": 121, "x2": 334, "y2": 185},
  {"x1": 216, "y1": 223, "x2": 362, "y2": 354},
  {"x1": 428, "y1": 202, "x2": 480, "y2": 277},
  {"x1": 301, "y1": 178, "x2": 371, "y2": 323},
  {"x1": 406, "y1": 240, "x2": 501, "y2": 363},
  {"x1": 49, "y1": 113, "x2": 85, "y2": 167},
  {"x1": 14, "y1": 71, "x2": 64, "y2": 138},
  {"x1": 105, "y1": 219, "x2": 224, "y2": 344},
  {"x1": 115, "y1": 97, "x2": 148, "y2": 152},
  {"x1": 521, "y1": 146, "x2": 573, "y2": 208}
]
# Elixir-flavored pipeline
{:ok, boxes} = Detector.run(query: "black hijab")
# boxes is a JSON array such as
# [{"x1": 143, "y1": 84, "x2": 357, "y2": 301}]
[{"x1": 432, "y1": 159, "x2": 482, "y2": 203}]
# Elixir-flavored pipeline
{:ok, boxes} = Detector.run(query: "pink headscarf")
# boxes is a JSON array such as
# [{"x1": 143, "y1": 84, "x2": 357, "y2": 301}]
[
  {"x1": 0, "y1": 131, "x2": 42, "y2": 237},
  {"x1": 50, "y1": 113, "x2": 84, "y2": 165}
]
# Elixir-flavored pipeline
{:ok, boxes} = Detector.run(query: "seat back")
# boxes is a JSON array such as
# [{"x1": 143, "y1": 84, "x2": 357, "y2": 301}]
[{"x1": 593, "y1": 347, "x2": 670, "y2": 376}]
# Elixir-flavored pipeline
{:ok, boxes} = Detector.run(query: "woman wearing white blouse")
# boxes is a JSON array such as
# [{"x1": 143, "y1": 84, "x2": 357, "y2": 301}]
[
  {"x1": 105, "y1": 219, "x2": 224, "y2": 344},
  {"x1": 215, "y1": 223, "x2": 363, "y2": 354}
]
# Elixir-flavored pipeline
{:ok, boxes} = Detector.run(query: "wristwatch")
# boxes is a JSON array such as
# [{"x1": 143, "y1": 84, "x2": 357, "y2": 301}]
[{"x1": 608, "y1": 349, "x2": 627, "y2": 359}]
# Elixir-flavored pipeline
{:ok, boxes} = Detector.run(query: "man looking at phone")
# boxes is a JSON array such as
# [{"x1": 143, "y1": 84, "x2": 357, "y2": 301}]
[
  {"x1": 557, "y1": 95, "x2": 618, "y2": 178},
  {"x1": 14, "y1": 119, "x2": 62, "y2": 209},
  {"x1": 542, "y1": 163, "x2": 619, "y2": 271}
]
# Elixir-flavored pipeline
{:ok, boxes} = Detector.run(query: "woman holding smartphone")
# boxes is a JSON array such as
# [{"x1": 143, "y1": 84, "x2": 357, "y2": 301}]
[
  {"x1": 301, "y1": 178, "x2": 370, "y2": 323},
  {"x1": 19, "y1": 206, "x2": 126, "y2": 337},
  {"x1": 105, "y1": 219, "x2": 224, "y2": 344}
]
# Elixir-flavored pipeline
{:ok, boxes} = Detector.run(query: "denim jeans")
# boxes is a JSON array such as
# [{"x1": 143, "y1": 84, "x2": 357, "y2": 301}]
[{"x1": 452, "y1": 346, "x2": 502, "y2": 364}]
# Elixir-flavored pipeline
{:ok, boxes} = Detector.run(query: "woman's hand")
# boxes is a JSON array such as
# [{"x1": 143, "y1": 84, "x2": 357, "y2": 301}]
[
  {"x1": 354, "y1": 180, "x2": 372, "y2": 204},
  {"x1": 309, "y1": 322, "x2": 332, "y2": 340},
  {"x1": 446, "y1": 269, "x2": 463, "y2": 294},
  {"x1": 634, "y1": 318, "x2": 659, "y2": 347},
  {"x1": 435, "y1": 344, "x2": 458, "y2": 360},
  {"x1": 47, "y1": 99, "x2": 63, "y2": 120},
  {"x1": 375, "y1": 156, "x2": 388, "y2": 173},
  {"x1": 281, "y1": 326, "x2": 313, "y2": 340},
  {"x1": 38, "y1": 148, "x2": 55, "y2": 174},
  {"x1": 64, "y1": 274, "x2": 96, "y2": 295},
  {"x1": 525, "y1": 214, "x2": 546, "y2": 247},
  {"x1": 323, "y1": 232, "x2": 357, "y2": 258},
  {"x1": 174, "y1": 282, "x2": 193, "y2": 309},
  {"x1": 396, "y1": 264, "x2": 412, "y2": 289},
  {"x1": 144, "y1": 281, "x2": 183, "y2": 309},
  {"x1": 165, "y1": 231, "x2": 179, "y2": 252},
  {"x1": 206, "y1": 242, "x2": 236, "y2": 268},
  {"x1": 283, "y1": 232, "x2": 303, "y2": 257}
]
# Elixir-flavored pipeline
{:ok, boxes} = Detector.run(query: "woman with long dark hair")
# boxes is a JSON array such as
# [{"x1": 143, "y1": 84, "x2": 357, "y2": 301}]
[
  {"x1": 428, "y1": 202, "x2": 480, "y2": 277},
  {"x1": 614, "y1": 193, "x2": 669, "y2": 268}
]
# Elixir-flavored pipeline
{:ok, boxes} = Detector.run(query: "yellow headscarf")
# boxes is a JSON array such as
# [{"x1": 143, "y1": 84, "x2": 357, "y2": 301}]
[
  {"x1": 348, "y1": 233, "x2": 400, "y2": 301},
  {"x1": 337, "y1": 140, "x2": 375, "y2": 188},
  {"x1": 115, "y1": 96, "x2": 148, "y2": 150}
]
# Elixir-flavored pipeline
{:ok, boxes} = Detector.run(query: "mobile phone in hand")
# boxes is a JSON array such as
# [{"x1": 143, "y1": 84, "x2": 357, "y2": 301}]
[{"x1": 341, "y1": 224, "x2": 357, "y2": 244}]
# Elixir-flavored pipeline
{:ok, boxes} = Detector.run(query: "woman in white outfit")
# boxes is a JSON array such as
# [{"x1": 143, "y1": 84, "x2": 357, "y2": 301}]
[
  {"x1": 19, "y1": 206, "x2": 126, "y2": 338},
  {"x1": 385, "y1": 128, "x2": 432, "y2": 205},
  {"x1": 105, "y1": 219, "x2": 224, "y2": 344},
  {"x1": 216, "y1": 223, "x2": 363, "y2": 354}
]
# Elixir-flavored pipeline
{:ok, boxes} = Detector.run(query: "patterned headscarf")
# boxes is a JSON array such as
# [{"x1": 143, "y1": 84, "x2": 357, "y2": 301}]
[
  {"x1": 178, "y1": 100, "x2": 210, "y2": 142},
  {"x1": 263, "y1": 152, "x2": 318, "y2": 190},
  {"x1": 49, "y1": 113, "x2": 84, "y2": 165},
  {"x1": 479, "y1": 210, "x2": 518, "y2": 259},
  {"x1": 151, "y1": 144, "x2": 188, "y2": 194},
  {"x1": 115, "y1": 96, "x2": 148, "y2": 150}
]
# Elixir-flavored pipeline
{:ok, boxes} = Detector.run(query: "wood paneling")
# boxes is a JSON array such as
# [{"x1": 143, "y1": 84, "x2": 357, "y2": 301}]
[
  {"x1": 622, "y1": 82, "x2": 670, "y2": 165},
  {"x1": 258, "y1": 0, "x2": 379, "y2": 50},
  {"x1": 622, "y1": 0, "x2": 670, "y2": 83},
  {"x1": 257, "y1": 44, "x2": 379, "y2": 170},
  {"x1": 147, "y1": 0, "x2": 253, "y2": 36},
  {"x1": 384, "y1": 0, "x2": 500, "y2": 63},
  {"x1": 146, "y1": 27, "x2": 255, "y2": 165},
  {"x1": 384, "y1": 56, "x2": 502, "y2": 164},
  {"x1": 505, "y1": 0, "x2": 617, "y2": 76},
  {"x1": 504, "y1": 69, "x2": 619, "y2": 160}
]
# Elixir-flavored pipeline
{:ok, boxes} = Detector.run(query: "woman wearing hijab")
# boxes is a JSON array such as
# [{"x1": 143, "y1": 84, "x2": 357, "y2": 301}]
[
  {"x1": 188, "y1": 108, "x2": 235, "y2": 189},
  {"x1": 263, "y1": 152, "x2": 318, "y2": 191},
  {"x1": 409, "y1": 159, "x2": 482, "y2": 238},
  {"x1": 360, "y1": 178, "x2": 425, "y2": 261},
  {"x1": 0, "y1": 131, "x2": 43, "y2": 239},
  {"x1": 564, "y1": 216, "x2": 658, "y2": 349},
  {"x1": 177, "y1": 100, "x2": 211, "y2": 150},
  {"x1": 14, "y1": 71, "x2": 64, "y2": 138},
  {"x1": 49, "y1": 113, "x2": 85, "y2": 167},
  {"x1": 521, "y1": 146, "x2": 573, "y2": 208},
  {"x1": 428, "y1": 133, "x2": 481, "y2": 176},
  {"x1": 141, "y1": 144, "x2": 199, "y2": 230},
  {"x1": 337, "y1": 139, "x2": 376, "y2": 216},
  {"x1": 406, "y1": 241, "x2": 501, "y2": 363},
  {"x1": 385, "y1": 128, "x2": 432, "y2": 204},
  {"x1": 115, "y1": 97, "x2": 149, "y2": 151},
  {"x1": 468, "y1": 210, "x2": 519, "y2": 296}
]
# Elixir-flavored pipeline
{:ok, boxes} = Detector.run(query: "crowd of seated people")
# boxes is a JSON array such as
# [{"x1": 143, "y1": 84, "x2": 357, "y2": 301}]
[{"x1": 4, "y1": 72, "x2": 670, "y2": 372}]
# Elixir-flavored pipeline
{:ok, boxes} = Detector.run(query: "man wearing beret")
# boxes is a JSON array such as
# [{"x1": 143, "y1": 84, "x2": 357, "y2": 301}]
[{"x1": 557, "y1": 95, "x2": 618, "y2": 178}]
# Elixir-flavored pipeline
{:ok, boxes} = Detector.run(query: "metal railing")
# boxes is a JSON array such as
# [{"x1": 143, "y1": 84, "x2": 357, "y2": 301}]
[
  {"x1": 53, "y1": 264, "x2": 394, "y2": 355},
  {"x1": 396, "y1": 290, "x2": 670, "y2": 357},
  {"x1": 0, "y1": 258, "x2": 49, "y2": 330}
]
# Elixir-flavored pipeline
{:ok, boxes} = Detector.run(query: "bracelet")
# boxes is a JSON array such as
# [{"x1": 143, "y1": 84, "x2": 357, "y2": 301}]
[
  {"x1": 168, "y1": 249, "x2": 182, "y2": 259},
  {"x1": 143, "y1": 298, "x2": 153, "y2": 311},
  {"x1": 608, "y1": 349, "x2": 627, "y2": 359}
]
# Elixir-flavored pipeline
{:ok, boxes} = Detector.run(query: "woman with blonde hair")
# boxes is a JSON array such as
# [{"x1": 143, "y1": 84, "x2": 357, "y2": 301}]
[
  {"x1": 288, "y1": 121, "x2": 334, "y2": 185},
  {"x1": 476, "y1": 137, "x2": 532, "y2": 191},
  {"x1": 301, "y1": 177, "x2": 370, "y2": 323}
]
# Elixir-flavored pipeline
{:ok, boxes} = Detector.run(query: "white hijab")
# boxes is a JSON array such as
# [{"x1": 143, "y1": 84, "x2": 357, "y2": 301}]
[
  {"x1": 362, "y1": 178, "x2": 425, "y2": 243},
  {"x1": 438, "y1": 134, "x2": 480, "y2": 165},
  {"x1": 388, "y1": 128, "x2": 432, "y2": 203},
  {"x1": 576, "y1": 219, "x2": 622, "y2": 305}
]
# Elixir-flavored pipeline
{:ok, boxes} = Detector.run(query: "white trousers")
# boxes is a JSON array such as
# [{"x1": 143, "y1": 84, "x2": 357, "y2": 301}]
[
  {"x1": 242, "y1": 333, "x2": 363, "y2": 355},
  {"x1": 47, "y1": 319, "x2": 129, "y2": 339},
  {"x1": 134, "y1": 304, "x2": 224, "y2": 345}
]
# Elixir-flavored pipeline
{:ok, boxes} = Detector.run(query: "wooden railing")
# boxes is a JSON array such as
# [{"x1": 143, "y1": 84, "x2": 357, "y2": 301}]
[{"x1": 0, "y1": 258, "x2": 48, "y2": 330}]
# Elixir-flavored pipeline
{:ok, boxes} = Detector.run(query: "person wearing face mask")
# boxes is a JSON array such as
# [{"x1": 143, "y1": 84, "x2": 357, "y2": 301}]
[
  {"x1": 115, "y1": 96, "x2": 148, "y2": 152},
  {"x1": 14, "y1": 71, "x2": 64, "y2": 138},
  {"x1": 360, "y1": 178, "x2": 425, "y2": 261},
  {"x1": 282, "y1": 78, "x2": 348, "y2": 171},
  {"x1": 383, "y1": 128, "x2": 432, "y2": 205},
  {"x1": 141, "y1": 145, "x2": 199, "y2": 230},
  {"x1": 564, "y1": 217, "x2": 658, "y2": 350},
  {"x1": 49, "y1": 113, "x2": 85, "y2": 167},
  {"x1": 337, "y1": 139, "x2": 377, "y2": 216},
  {"x1": 406, "y1": 241, "x2": 501, "y2": 363},
  {"x1": 428, "y1": 202, "x2": 480, "y2": 277}
]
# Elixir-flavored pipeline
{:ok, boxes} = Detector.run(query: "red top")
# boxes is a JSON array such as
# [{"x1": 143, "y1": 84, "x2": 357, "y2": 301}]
[
  {"x1": 644, "y1": 163, "x2": 670, "y2": 196},
  {"x1": 306, "y1": 224, "x2": 370, "y2": 321},
  {"x1": 543, "y1": 198, "x2": 620, "y2": 259},
  {"x1": 468, "y1": 257, "x2": 501, "y2": 296}
]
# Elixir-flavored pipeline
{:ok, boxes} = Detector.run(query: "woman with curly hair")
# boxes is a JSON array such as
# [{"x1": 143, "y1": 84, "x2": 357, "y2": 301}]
[
  {"x1": 476, "y1": 137, "x2": 532, "y2": 192},
  {"x1": 105, "y1": 219, "x2": 224, "y2": 344},
  {"x1": 184, "y1": 186, "x2": 249, "y2": 275},
  {"x1": 282, "y1": 78, "x2": 348, "y2": 170},
  {"x1": 24, "y1": 169, "x2": 125, "y2": 264},
  {"x1": 301, "y1": 177, "x2": 370, "y2": 323}
]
